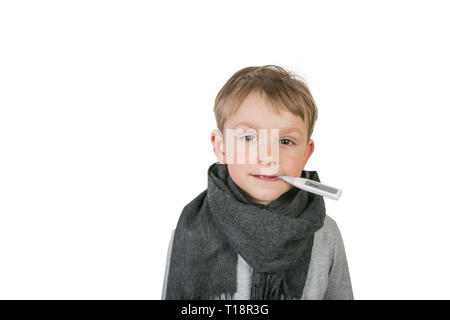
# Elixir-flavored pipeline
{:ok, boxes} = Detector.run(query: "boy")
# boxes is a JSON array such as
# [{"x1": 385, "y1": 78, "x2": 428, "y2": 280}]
[{"x1": 162, "y1": 65, "x2": 353, "y2": 300}]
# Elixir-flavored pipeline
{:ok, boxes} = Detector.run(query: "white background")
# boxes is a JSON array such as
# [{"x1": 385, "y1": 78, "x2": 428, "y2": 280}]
[{"x1": 1, "y1": 0, "x2": 449, "y2": 299}]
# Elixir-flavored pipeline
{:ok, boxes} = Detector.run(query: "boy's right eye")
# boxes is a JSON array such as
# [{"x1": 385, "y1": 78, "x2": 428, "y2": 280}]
[{"x1": 241, "y1": 135, "x2": 256, "y2": 142}]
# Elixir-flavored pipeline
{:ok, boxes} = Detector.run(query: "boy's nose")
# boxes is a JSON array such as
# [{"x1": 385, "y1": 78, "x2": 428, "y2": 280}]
[
  {"x1": 257, "y1": 154, "x2": 279, "y2": 175},
  {"x1": 258, "y1": 133, "x2": 279, "y2": 162},
  {"x1": 255, "y1": 130, "x2": 279, "y2": 174},
  {"x1": 258, "y1": 156, "x2": 276, "y2": 166}
]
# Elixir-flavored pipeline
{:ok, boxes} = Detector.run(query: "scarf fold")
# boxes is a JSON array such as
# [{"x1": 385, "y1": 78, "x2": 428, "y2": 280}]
[{"x1": 165, "y1": 162, "x2": 326, "y2": 300}]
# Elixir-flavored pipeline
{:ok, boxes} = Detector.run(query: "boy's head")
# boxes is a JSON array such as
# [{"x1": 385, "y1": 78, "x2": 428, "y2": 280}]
[{"x1": 211, "y1": 65, "x2": 318, "y2": 206}]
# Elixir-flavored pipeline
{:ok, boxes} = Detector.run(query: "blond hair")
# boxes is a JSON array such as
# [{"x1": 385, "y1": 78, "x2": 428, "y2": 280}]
[{"x1": 214, "y1": 65, "x2": 318, "y2": 144}]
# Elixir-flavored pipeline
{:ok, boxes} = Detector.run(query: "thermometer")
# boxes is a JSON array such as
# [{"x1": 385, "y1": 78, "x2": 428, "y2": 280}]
[{"x1": 278, "y1": 176, "x2": 342, "y2": 201}]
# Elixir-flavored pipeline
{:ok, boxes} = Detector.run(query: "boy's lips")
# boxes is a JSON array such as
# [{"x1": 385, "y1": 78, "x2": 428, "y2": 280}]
[{"x1": 251, "y1": 174, "x2": 280, "y2": 181}]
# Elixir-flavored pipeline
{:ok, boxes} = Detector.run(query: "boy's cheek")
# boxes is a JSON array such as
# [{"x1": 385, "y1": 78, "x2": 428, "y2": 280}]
[
  {"x1": 227, "y1": 164, "x2": 249, "y2": 179},
  {"x1": 282, "y1": 154, "x2": 306, "y2": 176},
  {"x1": 227, "y1": 165, "x2": 256, "y2": 190}
]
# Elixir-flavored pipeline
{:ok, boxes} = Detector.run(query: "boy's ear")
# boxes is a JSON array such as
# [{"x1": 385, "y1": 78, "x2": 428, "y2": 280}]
[
  {"x1": 303, "y1": 139, "x2": 315, "y2": 165},
  {"x1": 211, "y1": 129, "x2": 226, "y2": 164}
]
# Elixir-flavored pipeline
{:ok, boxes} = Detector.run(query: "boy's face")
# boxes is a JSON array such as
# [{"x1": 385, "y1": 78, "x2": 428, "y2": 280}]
[{"x1": 211, "y1": 91, "x2": 315, "y2": 206}]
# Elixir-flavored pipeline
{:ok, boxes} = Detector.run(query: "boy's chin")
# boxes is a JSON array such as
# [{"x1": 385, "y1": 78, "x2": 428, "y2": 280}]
[{"x1": 247, "y1": 190, "x2": 282, "y2": 204}]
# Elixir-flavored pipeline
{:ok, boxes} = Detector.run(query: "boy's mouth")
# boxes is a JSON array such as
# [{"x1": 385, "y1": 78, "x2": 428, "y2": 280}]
[{"x1": 251, "y1": 174, "x2": 280, "y2": 181}]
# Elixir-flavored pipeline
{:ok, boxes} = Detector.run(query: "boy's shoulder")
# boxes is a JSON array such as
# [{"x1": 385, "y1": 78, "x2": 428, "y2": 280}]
[
  {"x1": 322, "y1": 214, "x2": 339, "y2": 231},
  {"x1": 314, "y1": 214, "x2": 343, "y2": 246}
]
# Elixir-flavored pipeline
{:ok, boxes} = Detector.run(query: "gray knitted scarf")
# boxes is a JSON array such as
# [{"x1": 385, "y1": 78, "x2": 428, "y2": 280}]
[{"x1": 165, "y1": 162, "x2": 326, "y2": 300}]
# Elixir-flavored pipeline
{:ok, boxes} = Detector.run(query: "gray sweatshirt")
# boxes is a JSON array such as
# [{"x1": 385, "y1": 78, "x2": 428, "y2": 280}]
[{"x1": 162, "y1": 214, "x2": 353, "y2": 300}]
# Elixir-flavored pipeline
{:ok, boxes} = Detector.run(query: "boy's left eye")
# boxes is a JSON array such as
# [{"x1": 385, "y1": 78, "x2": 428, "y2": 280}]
[{"x1": 280, "y1": 138, "x2": 295, "y2": 146}]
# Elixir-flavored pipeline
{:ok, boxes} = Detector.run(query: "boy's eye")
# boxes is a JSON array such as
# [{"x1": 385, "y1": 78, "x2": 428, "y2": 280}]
[
  {"x1": 243, "y1": 135, "x2": 256, "y2": 141},
  {"x1": 280, "y1": 138, "x2": 295, "y2": 146}
]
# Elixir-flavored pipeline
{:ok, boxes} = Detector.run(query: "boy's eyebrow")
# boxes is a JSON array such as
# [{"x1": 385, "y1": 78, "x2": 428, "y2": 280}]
[{"x1": 233, "y1": 121, "x2": 304, "y2": 136}]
